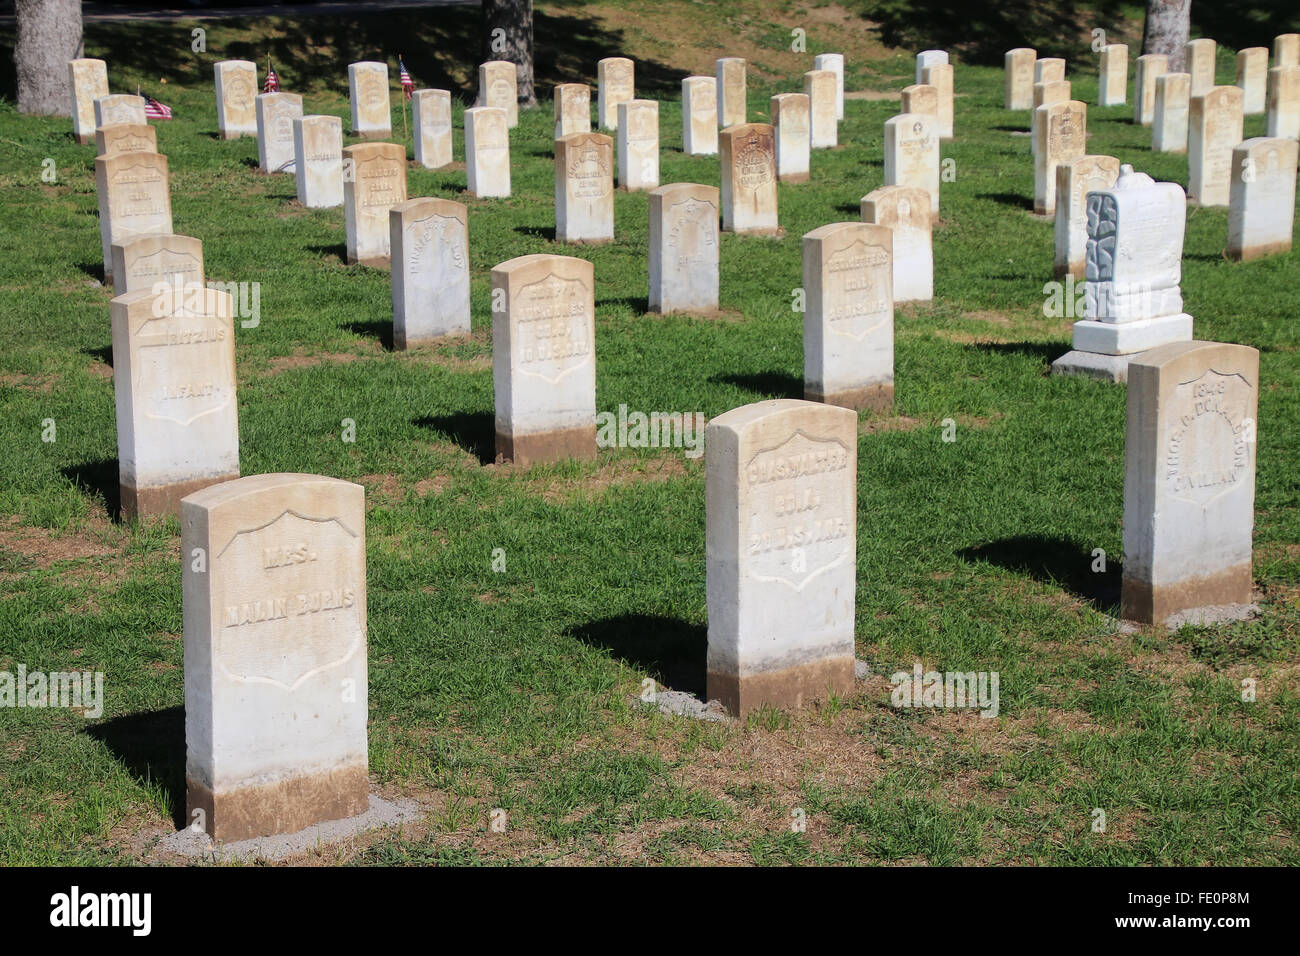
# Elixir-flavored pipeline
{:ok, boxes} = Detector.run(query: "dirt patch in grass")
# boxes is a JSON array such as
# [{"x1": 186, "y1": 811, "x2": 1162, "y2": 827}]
[
  {"x1": 0, "y1": 515, "x2": 118, "y2": 570},
  {"x1": 859, "y1": 415, "x2": 923, "y2": 434},
  {"x1": 511, "y1": 454, "x2": 697, "y2": 504},
  {"x1": 259, "y1": 345, "x2": 383, "y2": 377},
  {"x1": 0, "y1": 372, "x2": 55, "y2": 393}
]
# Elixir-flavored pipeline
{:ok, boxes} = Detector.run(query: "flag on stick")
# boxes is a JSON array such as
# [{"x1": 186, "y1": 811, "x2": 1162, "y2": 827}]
[
  {"x1": 264, "y1": 57, "x2": 280, "y2": 92},
  {"x1": 142, "y1": 92, "x2": 173, "y2": 119},
  {"x1": 399, "y1": 56, "x2": 414, "y2": 100}
]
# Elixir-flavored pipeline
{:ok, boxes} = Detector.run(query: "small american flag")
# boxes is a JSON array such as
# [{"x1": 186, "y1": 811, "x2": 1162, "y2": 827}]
[
  {"x1": 399, "y1": 56, "x2": 414, "y2": 100},
  {"x1": 264, "y1": 58, "x2": 280, "y2": 93},
  {"x1": 142, "y1": 93, "x2": 173, "y2": 120}
]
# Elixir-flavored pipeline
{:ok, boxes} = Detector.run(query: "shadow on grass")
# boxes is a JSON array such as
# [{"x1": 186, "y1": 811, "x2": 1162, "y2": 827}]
[
  {"x1": 415, "y1": 411, "x2": 494, "y2": 465},
  {"x1": 61, "y1": 458, "x2": 122, "y2": 524},
  {"x1": 568, "y1": 613, "x2": 707, "y2": 698},
  {"x1": 957, "y1": 534, "x2": 1121, "y2": 613},
  {"x1": 976, "y1": 191, "x2": 1034, "y2": 212},
  {"x1": 81, "y1": 344, "x2": 113, "y2": 369},
  {"x1": 513, "y1": 224, "x2": 557, "y2": 242},
  {"x1": 306, "y1": 242, "x2": 348, "y2": 264},
  {"x1": 344, "y1": 319, "x2": 394, "y2": 351},
  {"x1": 709, "y1": 370, "x2": 802, "y2": 401},
  {"x1": 968, "y1": 341, "x2": 1065, "y2": 365},
  {"x1": 596, "y1": 294, "x2": 648, "y2": 314},
  {"x1": 86, "y1": 705, "x2": 186, "y2": 830}
]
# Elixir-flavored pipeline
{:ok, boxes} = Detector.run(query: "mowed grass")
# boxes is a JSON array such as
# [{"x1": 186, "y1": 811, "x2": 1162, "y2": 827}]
[{"x1": 0, "y1": 2, "x2": 1298, "y2": 865}]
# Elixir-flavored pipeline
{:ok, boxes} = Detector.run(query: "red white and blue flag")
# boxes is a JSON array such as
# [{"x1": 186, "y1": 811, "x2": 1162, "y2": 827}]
[
  {"x1": 264, "y1": 58, "x2": 280, "y2": 92},
  {"x1": 142, "y1": 93, "x2": 173, "y2": 120},
  {"x1": 399, "y1": 57, "x2": 414, "y2": 100}
]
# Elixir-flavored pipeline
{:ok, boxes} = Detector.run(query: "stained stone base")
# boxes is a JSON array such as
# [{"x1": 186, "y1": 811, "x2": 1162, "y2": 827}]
[
  {"x1": 122, "y1": 473, "x2": 239, "y2": 521},
  {"x1": 778, "y1": 172, "x2": 811, "y2": 184},
  {"x1": 1227, "y1": 239, "x2": 1292, "y2": 262},
  {"x1": 708, "y1": 655, "x2": 855, "y2": 718},
  {"x1": 76, "y1": 133, "x2": 93, "y2": 146},
  {"x1": 1071, "y1": 313, "x2": 1192, "y2": 354},
  {"x1": 1050, "y1": 350, "x2": 1137, "y2": 382},
  {"x1": 347, "y1": 254, "x2": 391, "y2": 269},
  {"x1": 557, "y1": 236, "x2": 613, "y2": 245},
  {"x1": 496, "y1": 425, "x2": 597, "y2": 467},
  {"x1": 1121, "y1": 563, "x2": 1253, "y2": 627},
  {"x1": 724, "y1": 226, "x2": 785, "y2": 238},
  {"x1": 219, "y1": 130, "x2": 252, "y2": 141},
  {"x1": 353, "y1": 129, "x2": 392, "y2": 140},
  {"x1": 186, "y1": 764, "x2": 369, "y2": 843},
  {"x1": 806, "y1": 383, "x2": 893, "y2": 413},
  {"x1": 1054, "y1": 262, "x2": 1085, "y2": 279}
]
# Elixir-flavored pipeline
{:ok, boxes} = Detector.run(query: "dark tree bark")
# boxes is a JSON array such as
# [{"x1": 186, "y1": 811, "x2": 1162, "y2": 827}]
[
  {"x1": 482, "y1": 0, "x2": 536, "y2": 107},
  {"x1": 15, "y1": 0, "x2": 84, "y2": 116},
  {"x1": 1142, "y1": 0, "x2": 1192, "y2": 72}
]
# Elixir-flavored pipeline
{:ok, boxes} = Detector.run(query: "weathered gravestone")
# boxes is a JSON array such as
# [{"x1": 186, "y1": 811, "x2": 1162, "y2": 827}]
[
  {"x1": 705, "y1": 399, "x2": 858, "y2": 717},
  {"x1": 901, "y1": 84, "x2": 939, "y2": 123},
  {"x1": 110, "y1": 233, "x2": 204, "y2": 297},
  {"x1": 412, "y1": 89, "x2": 453, "y2": 169},
  {"x1": 1186, "y1": 38, "x2": 1217, "y2": 96},
  {"x1": 916, "y1": 49, "x2": 948, "y2": 83},
  {"x1": 554, "y1": 83, "x2": 591, "y2": 139},
  {"x1": 95, "y1": 123, "x2": 157, "y2": 158},
  {"x1": 1277, "y1": 33, "x2": 1300, "y2": 68},
  {"x1": 182, "y1": 473, "x2": 369, "y2": 841},
  {"x1": 770, "y1": 93, "x2": 810, "y2": 183},
  {"x1": 814, "y1": 53, "x2": 845, "y2": 119},
  {"x1": 1035, "y1": 57, "x2": 1065, "y2": 85},
  {"x1": 1134, "y1": 53, "x2": 1167, "y2": 126},
  {"x1": 1237, "y1": 47, "x2": 1268, "y2": 115},
  {"x1": 1226, "y1": 137, "x2": 1298, "y2": 261},
  {"x1": 1266, "y1": 65, "x2": 1300, "y2": 140},
  {"x1": 1152, "y1": 72, "x2": 1191, "y2": 153},
  {"x1": 555, "y1": 132, "x2": 614, "y2": 242},
  {"x1": 1054, "y1": 155, "x2": 1121, "y2": 278},
  {"x1": 1030, "y1": 80, "x2": 1070, "y2": 156},
  {"x1": 465, "y1": 106, "x2": 511, "y2": 198},
  {"x1": 720, "y1": 123, "x2": 779, "y2": 234},
  {"x1": 111, "y1": 285, "x2": 238, "y2": 519},
  {"x1": 805, "y1": 69, "x2": 838, "y2": 148},
  {"x1": 294, "y1": 115, "x2": 343, "y2": 209},
  {"x1": 861, "y1": 184, "x2": 932, "y2": 302},
  {"x1": 478, "y1": 60, "x2": 518, "y2": 128},
  {"x1": 491, "y1": 254, "x2": 597, "y2": 466},
  {"x1": 717, "y1": 57, "x2": 747, "y2": 128},
  {"x1": 256, "y1": 92, "x2": 303, "y2": 175},
  {"x1": 682, "y1": 76, "x2": 718, "y2": 155},
  {"x1": 648, "y1": 183, "x2": 720, "y2": 315},
  {"x1": 617, "y1": 99, "x2": 659, "y2": 191},
  {"x1": 214, "y1": 60, "x2": 258, "y2": 139},
  {"x1": 802, "y1": 222, "x2": 894, "y2": 412},
  {"x1": 598, "y1": 57, "x2": 634, "y2": 130},
  {"x1": 390, "y1": 197, "x2": 471, "y2": 347},
  {"x1": 884, "y1": 113, "x2": 939, "y2": 221},
  {"x1": 1188, "y1": 86, "x2": 1243, "y2": 207},
  {"x1": 1005, "y1": 48, "x2": 1037, "y2": 110},
  {"x1": 95, "y1": 94, "x2": 145, "y2": 129},
  {"x1": 1099, "y1": 43, "x2": 1128, "y2": 106},
  {"x1": 96, "y1": 151, "x2": 172, "y2": 286},
  {"x1": 348, "y1": 61, "x2": 391, "y2": 138},
  {"x1": 1034, "y1": 99, "x2": 1086, "y2": 216},
  {"x1": 342, "y1": 142, "x2": 407, "y2": 267},
  {"x1": 1121, "y1": 342, "x2": 1259, "y2": 626},
  {"x1": 922, "y1": 62, "x2": 954, "y2": 140},
  {"x1": 1051, "y1": 165, "x2": 1193, "y2": 382},
  {"x1": 69, "y1": 58, "x2": 108, "y2": 145}
]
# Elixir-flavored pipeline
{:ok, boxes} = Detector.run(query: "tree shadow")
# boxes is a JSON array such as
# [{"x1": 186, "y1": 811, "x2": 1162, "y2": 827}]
[
  {"x1": 709, "y1": 370, "x2": 803, "y2": 401},
  {"x1": 957, "y1": 534, "x2": 1122, "y2": 612},
  {"x1": 74, "y1": 261, "x2": 108, "y2": 284},
  {"x1": 835, "y1": 201, "x2": 862, "y2": 216},
  {"x1": 991, "y1": 125, "x2": 1030, "y2": 133},
  {"x1": 307, "y1": 242, "x2": 348, "y2": 263},
  {"x1": 344, "y1": 318, "x2": 393, "y2": 351},
  {"x1": 414, "y1": 411, "x2": 494, "y2": 465},
  {"x1": 61, "y1": 458, "x2": 122, "y2": 524},
  {"x1": 567, "y1": 613, "x2": 707, "y2": 698},
  {"x1": 85, "y1": 705, "x2": 187, "y2": 830},
  {"x1": 976, "y1": 191, "x2": 1034, "y2": 212},
  {"x1": 596, "y1": 294, "x2": 648, "y2": 314}
]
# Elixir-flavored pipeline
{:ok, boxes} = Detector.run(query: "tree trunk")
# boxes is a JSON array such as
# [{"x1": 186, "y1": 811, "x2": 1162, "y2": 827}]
[
  {"x1": 15, "y1": 0, "x2": 84, "y2": 116},
  {"x1": 1142, "y1": 0, "x2": 1191, "y2": 73},
  {"x1": 482, "y1": 0, "x2": 536, "y2": 107}
]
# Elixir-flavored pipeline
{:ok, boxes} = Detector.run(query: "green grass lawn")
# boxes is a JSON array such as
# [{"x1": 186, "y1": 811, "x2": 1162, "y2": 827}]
[{"x1": 0, "y1": 2, "x2": 1297, "y2": 865}]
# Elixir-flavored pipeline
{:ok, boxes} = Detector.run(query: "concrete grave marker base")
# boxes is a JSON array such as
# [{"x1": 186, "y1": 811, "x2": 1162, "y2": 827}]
[
  {"x1": 805, "y1": 382, "x2": 894, "y2": 413},
  {"x1": 495, "y1": 425, "x2": 597, "y2": 468},
  {"x1": 708, "y1": 656, "x2": 856, "y2": 720}
]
